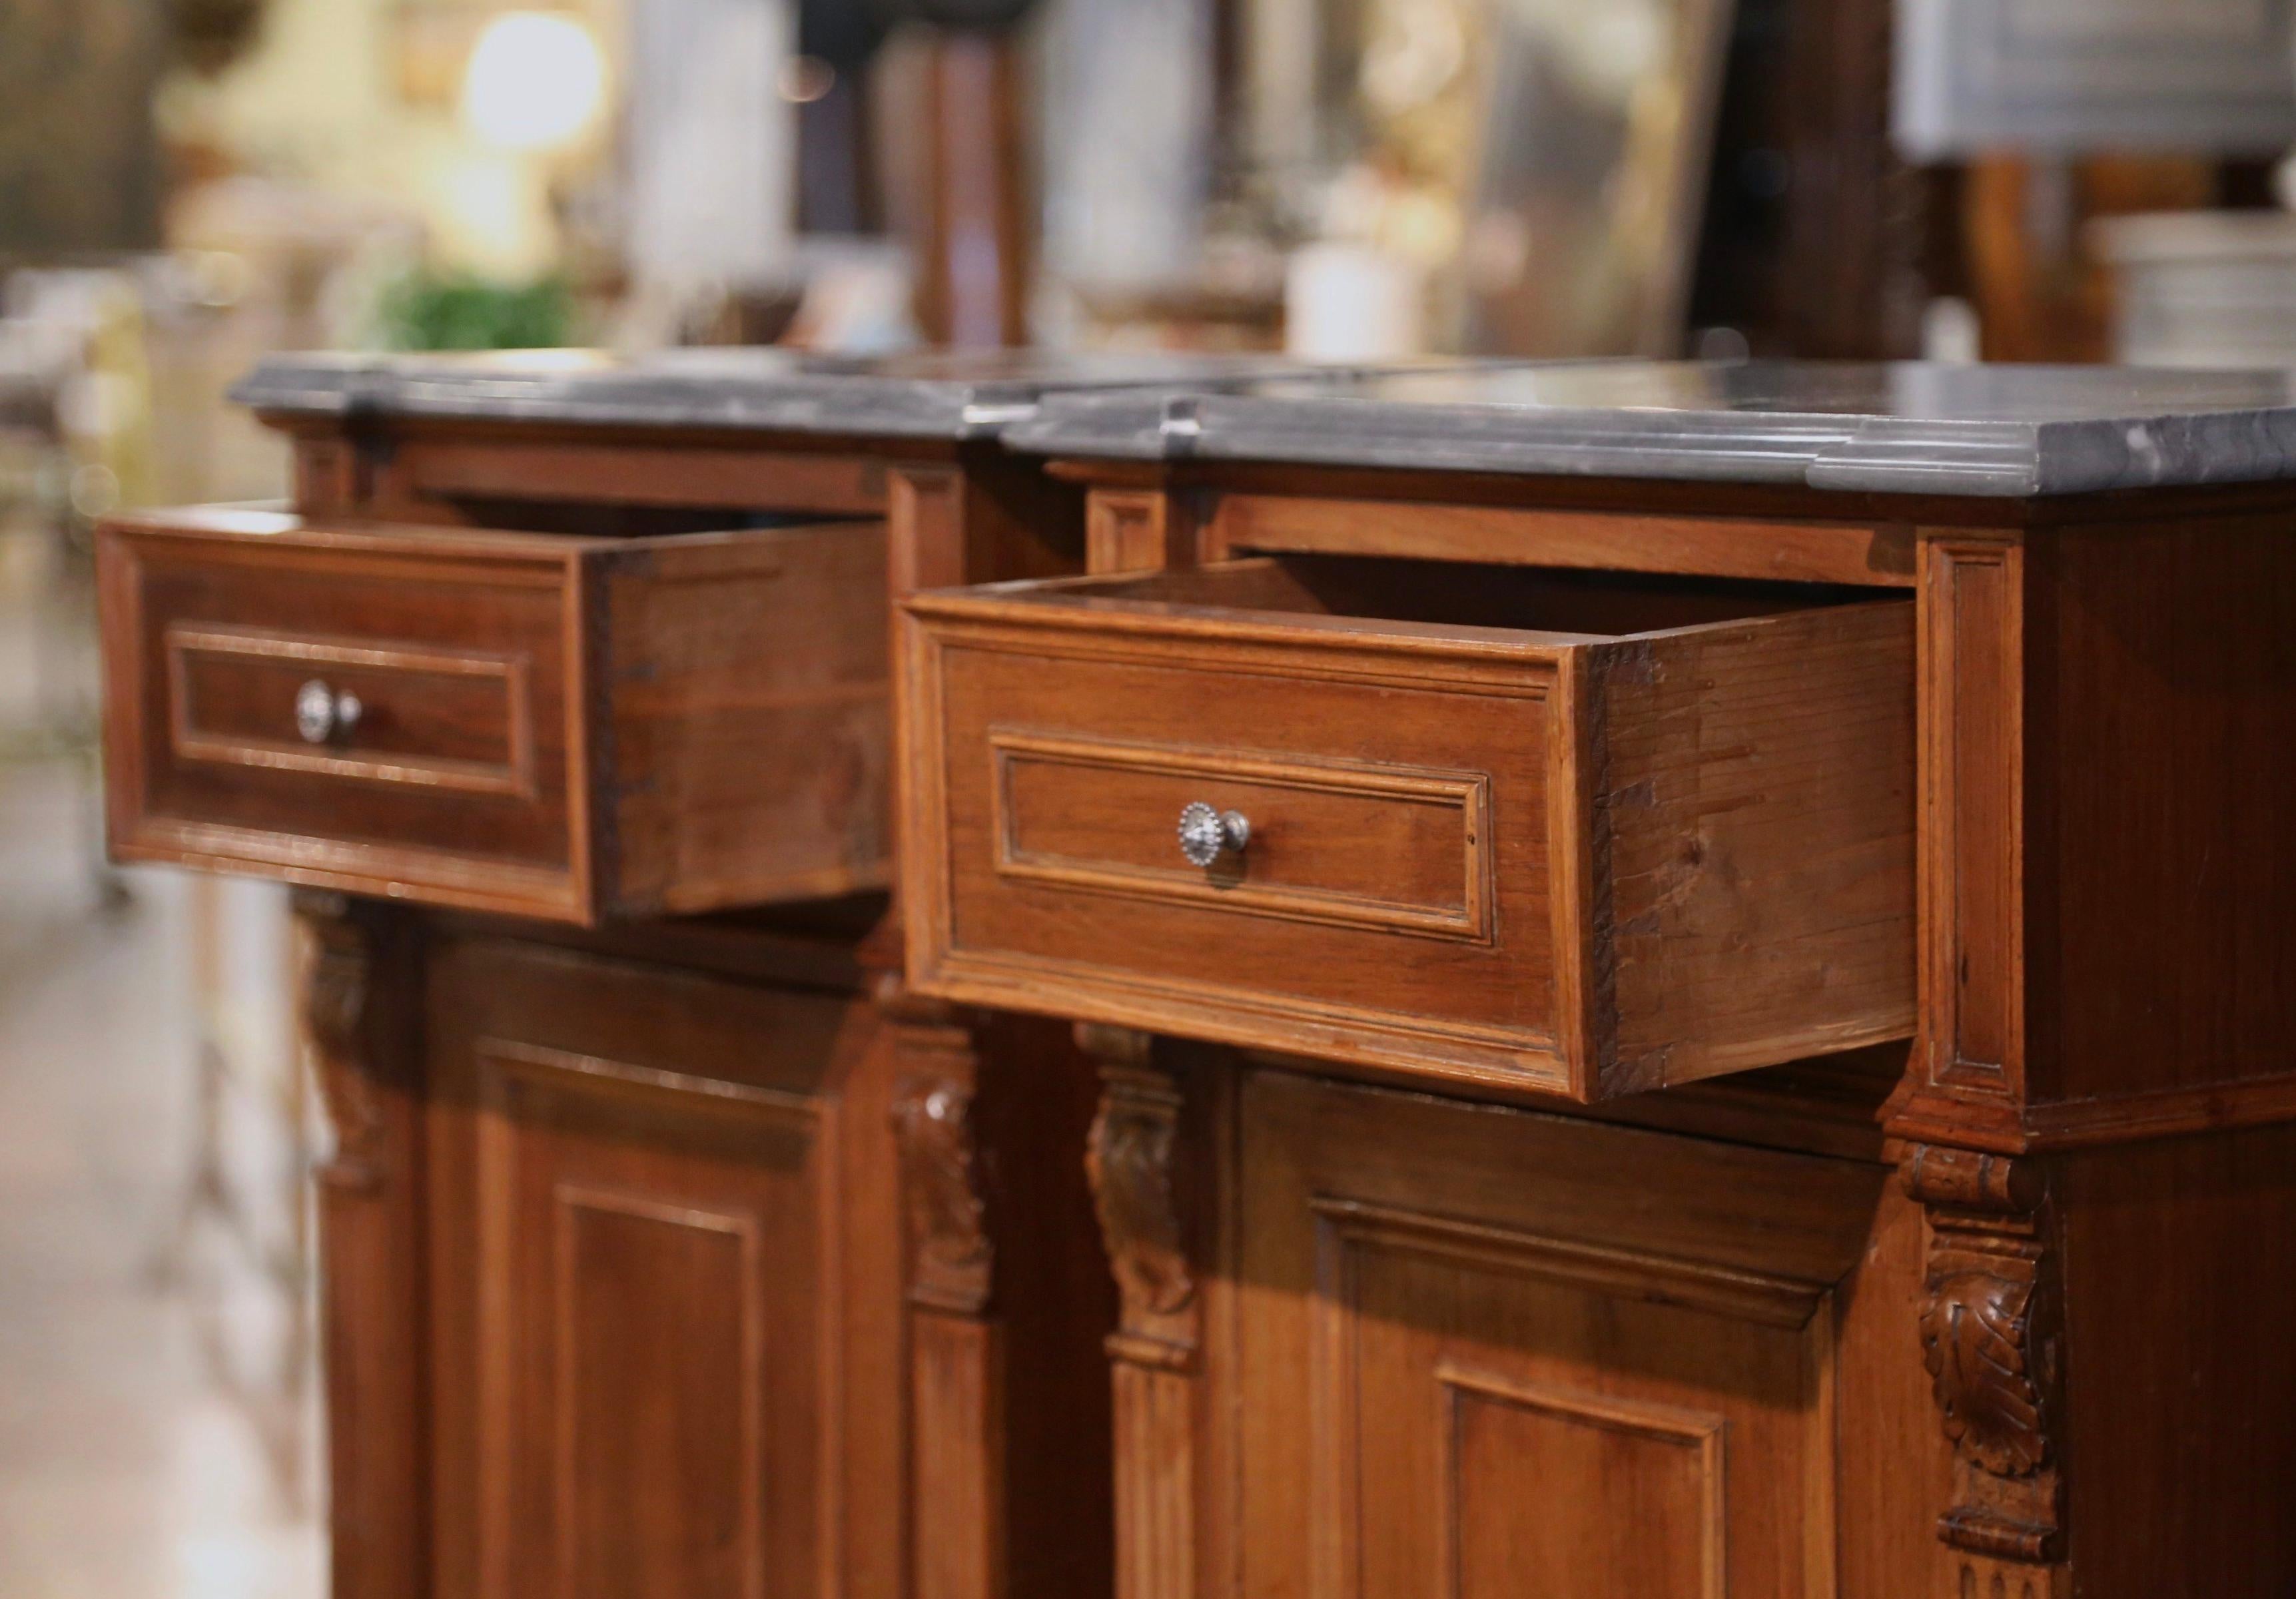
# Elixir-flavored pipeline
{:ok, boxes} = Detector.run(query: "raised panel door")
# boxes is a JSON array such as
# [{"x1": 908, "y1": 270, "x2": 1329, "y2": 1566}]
[
  {"x1": 474, "y1": 1038, "x2": 823, "y2": 1599},
  {"x1": 425, "y1": 937, "x2": 899, "y2": 1599},
  {"x1": 1230, "y1": 1069, "x2": 1920, "y2": 1599}
]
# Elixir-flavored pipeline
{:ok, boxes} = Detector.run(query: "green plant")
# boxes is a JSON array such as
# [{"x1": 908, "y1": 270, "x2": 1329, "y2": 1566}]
[{"x1": 372, "y1": 270, "x2": 575, "y2": 352}]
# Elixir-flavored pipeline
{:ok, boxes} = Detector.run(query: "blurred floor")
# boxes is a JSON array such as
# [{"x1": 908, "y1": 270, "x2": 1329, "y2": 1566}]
[{"x1": 0, "y1": 763, "x2": 324, "y2": 1593}]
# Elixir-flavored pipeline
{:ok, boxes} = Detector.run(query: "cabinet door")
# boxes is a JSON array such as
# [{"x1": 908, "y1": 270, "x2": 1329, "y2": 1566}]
[
  {"x1": 425, "y1": 937, "x2": 899, "y2": 1599},
  {"x1": 1231, "y1": 1070, "x2": 1921, "y2": 1599}
]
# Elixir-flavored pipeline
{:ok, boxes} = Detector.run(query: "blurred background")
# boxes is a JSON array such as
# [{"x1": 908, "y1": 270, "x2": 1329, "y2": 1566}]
[{"x1": 5, "y1": 0, "x2": 2296, "y2": 1592}]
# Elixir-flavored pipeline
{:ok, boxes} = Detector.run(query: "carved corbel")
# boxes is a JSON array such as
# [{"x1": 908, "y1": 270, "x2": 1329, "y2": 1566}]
[
  {"x1": 886, "y1": 1004, "x2": 996, "y2": 1312},
  {"x1": 1904, "y1": 1143, "x2": 2064, "y2": 1568},
  {"x1": 1080, "y1": 1024, "x2": 1200, "y2": 1599},
  {"x1": 1082, "y1": 1024, "x2": 1196, "y2": 1369},
  {"x1": 880, "y1": 984, "x2": 1009, "y2": 1599},
  {"x1": 885, "y1": 988, "x2": 996, "y2": 1317},
  {"x1": 296, "y1": 891, "x2": 388, "y2": 1194},
  {"x1": 292, "y1": 890, "x2": 431, "y2": 1598}
]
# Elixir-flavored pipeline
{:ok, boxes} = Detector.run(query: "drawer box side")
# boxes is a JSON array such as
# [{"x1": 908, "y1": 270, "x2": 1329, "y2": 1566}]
[
  {"x1": 596, "y1": 523, "x2": 895, "y2": 918},
  {"x1": 1596, "y1": 601, "x2": 1918, "y2": 1092}
]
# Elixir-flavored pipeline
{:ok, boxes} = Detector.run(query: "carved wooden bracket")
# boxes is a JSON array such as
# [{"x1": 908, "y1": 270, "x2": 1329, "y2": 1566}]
[
  {"x1": 1079, "y1": 1025, "x2": 1203, "y2": 1599},
  {"x1": 296, "y1": 892, "x2": 388, "y2": 1195},
  {"x1": 1080, "y1": 1024, "x2": 1197, "y2": 1369},
  {"x1": 1904, "y1": 1143, "x2": 2064, "y2": 1566},
  {"x1": 887, "y1": 991, "x2": 995, "y2": 1317}
]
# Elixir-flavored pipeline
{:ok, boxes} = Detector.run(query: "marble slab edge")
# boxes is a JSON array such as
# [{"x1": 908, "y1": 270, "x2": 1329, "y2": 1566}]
[
  {"x1": 1004, "y1": 390, "x2": 2296, "y2": 498},
  {"x1": 227, "y1": 360, "x2": 1042, "y2": 442}
]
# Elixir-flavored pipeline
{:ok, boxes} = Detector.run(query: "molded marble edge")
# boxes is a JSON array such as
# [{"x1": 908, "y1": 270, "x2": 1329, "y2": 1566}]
[
  {"x1": 234, "y1": 356, "x2": 2296, "y2": 496},
  {"x1": 1003, "y1": 390, "x2": 2296, "y2": 498},
  {"x1": 228, "y1": 356, "x2": 1044, "y2": 441},
  {"x1": 223, "y1": 353, "x2": 1422, "y2": 444}
]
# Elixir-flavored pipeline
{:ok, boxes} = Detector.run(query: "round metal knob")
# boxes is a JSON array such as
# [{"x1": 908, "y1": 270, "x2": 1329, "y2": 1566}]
[
  {"x1": 1177, "y1": 802, "x2": 1250, "y2": 868},
  {"x1": 296, "y1": 679, "x2": 362, "y2": 746}
]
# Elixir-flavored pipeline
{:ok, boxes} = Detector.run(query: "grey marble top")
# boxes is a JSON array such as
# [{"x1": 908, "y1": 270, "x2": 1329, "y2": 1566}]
[
  {"x1": 1002, "y1": 360, "x2": 2296, "y2": 497},
  {"x1": 228, "y1": 348, "x2": 1376, "y2": 442}
]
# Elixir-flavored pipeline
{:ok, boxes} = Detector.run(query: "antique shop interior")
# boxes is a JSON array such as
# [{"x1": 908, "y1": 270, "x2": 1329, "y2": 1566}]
[{"x1": 6, "y1": 0, "x2": 2296, "y2": 1596}]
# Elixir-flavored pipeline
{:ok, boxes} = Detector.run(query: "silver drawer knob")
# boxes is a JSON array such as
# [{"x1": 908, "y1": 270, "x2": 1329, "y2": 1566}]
[
  {"x1": 295, "y1": 679, "x2": 362, "y2": 746},
  {"x1": 1177, "y1": 802, "x2": 1250, "y2": 868}
]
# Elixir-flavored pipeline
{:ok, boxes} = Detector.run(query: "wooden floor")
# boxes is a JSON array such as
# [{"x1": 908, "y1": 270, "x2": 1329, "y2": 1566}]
[{"x1": 0, "y1": 758, "x2": 324, "y2": 1598}]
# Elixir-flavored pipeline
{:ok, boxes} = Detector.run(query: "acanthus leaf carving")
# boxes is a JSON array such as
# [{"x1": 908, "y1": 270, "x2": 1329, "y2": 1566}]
[
  {"x1": 887, "y1": 998, "x2": 994, "y2": 1316},
  {"x1": 1080, "y1": 1028, "x2": 1196, "y2": 1361},
  {"x1": 296, "y1": 892, "x2": 386, "y2": 1195},
  {"x1": 1921, "y1": 1256, "x2": 2050, "y2": 1477},
  {"x1": 1087, "y1": 1069, "x2": 1191, "y2": 1319},
  {"x1": 1905, "y1": 1143, "x2": 2064, "y2": 1565}
]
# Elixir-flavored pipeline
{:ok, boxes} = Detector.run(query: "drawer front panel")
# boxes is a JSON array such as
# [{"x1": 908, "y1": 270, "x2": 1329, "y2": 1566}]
[
  {"x1": 992, "y1": 731, "x2": 1492, "y2": 940},
  {"x1": 127, "y1": 539, "x2": 574, "y2": 871},
  {"x1": 923, "y1": 624, "x2": 1565, "y2": 1078},
  {"x1": 168, "y1": 625, "x2": 531, "y2": 793}
]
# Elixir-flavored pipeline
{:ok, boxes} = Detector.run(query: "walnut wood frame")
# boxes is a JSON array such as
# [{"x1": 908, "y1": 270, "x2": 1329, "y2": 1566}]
[
  {"x1": 252, "y1": 416, "x2": 1110, "y2": 1599},
  {"x1": 1003, "y1": 456, "x2": 2296, "y2": 1599}
]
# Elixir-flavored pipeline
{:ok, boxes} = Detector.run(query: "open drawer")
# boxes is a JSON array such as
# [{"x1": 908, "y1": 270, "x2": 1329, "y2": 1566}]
[
  {"x1": 898, "y1": 556, "x2": 1914, "y2": 1100},
  {"x1": 99, "y1": 505, "x2": 889, "y2": 924}
]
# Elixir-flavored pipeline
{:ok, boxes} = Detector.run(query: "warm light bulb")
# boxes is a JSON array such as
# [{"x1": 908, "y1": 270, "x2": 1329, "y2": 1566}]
[{"x1": 460, "y1": 11, "x2": 606, "y2": 153}]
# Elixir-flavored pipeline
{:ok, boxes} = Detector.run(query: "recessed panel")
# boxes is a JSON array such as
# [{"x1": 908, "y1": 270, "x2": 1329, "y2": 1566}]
[
  {"x1": 556, "y1": 1189, "x2": 763, "y2": 1599},
  {"x1": 169, "y1": 624, "x2": 530, "y2": 795},
  {"x1": 994, "y1": 731, "x2": 1491, "y2": 939},
  {"x1": 1445, "y1": 1371, "x2": 1722, "y2": 1599}
]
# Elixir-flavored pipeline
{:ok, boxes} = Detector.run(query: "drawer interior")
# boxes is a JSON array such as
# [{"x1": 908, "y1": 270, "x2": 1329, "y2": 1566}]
[
  {"x1": 366, "y1": 497, "x2": 877, "y2": 539},
  {"x1": 973, "y1": 553, "x2": 1888, "y2": 641}
]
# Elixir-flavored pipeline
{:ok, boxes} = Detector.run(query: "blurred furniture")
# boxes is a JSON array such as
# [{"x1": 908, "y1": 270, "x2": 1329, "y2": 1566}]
[
  {"x1": 1220, "y1": 0, "x2": 1736, "y2": 356},
  {"x1": 1686, "y1": 0, "x2": 1925, "y2": 358},
  {"x1": 870, "y1": 0, "x2": 1044, "y2": 346},
  {"x1": 1946, "y1": 156, "x2": 2245, "y2": 365},
  {"x1": 915, "y1": 31, "x2": 1032, "y2": 346},
  {"x1": 1224, "y1": 0, "x2": 1914, "y2": 360},
  {"x1": 0, "y1": 337, "x2": 86, "y2": 775},
  {"x1": 1687, "y1": 0, "x2": 2278, "y2": 364},
  {"x1": 1463, "y1": 0, "x2": 1738, "y2": 355},
  {"x1": 797, "y1": 0, "x2": 890, "y2": 234},
  {"x1": 1896, "y1": 0, "x2": 2296, "y2": 158},
  {"x1": 0, "y1": 264, "x2": 320, "y2": 1528},
  {"x1": 2092, "y1": 209, "x2": 2296, "y2": 367},
  {"x1": 1888, "y1": 0, "x2": 2296, "y2": 366},
  {"x1": 0, "y1": 0, "x2": 164, "y2": 258},
  {"x1": 0, "y1": 270, "x2": 143, "y2": 893},
  {"x1": 625, "y1": 0, "x2": 797, "y2": 305},
  {"x1": 1038, "y1": 0, "x2": 1217, "y2": 302},
  {"x1": 13, "y1": 258, "x2": 340, "y2": 1514}
]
